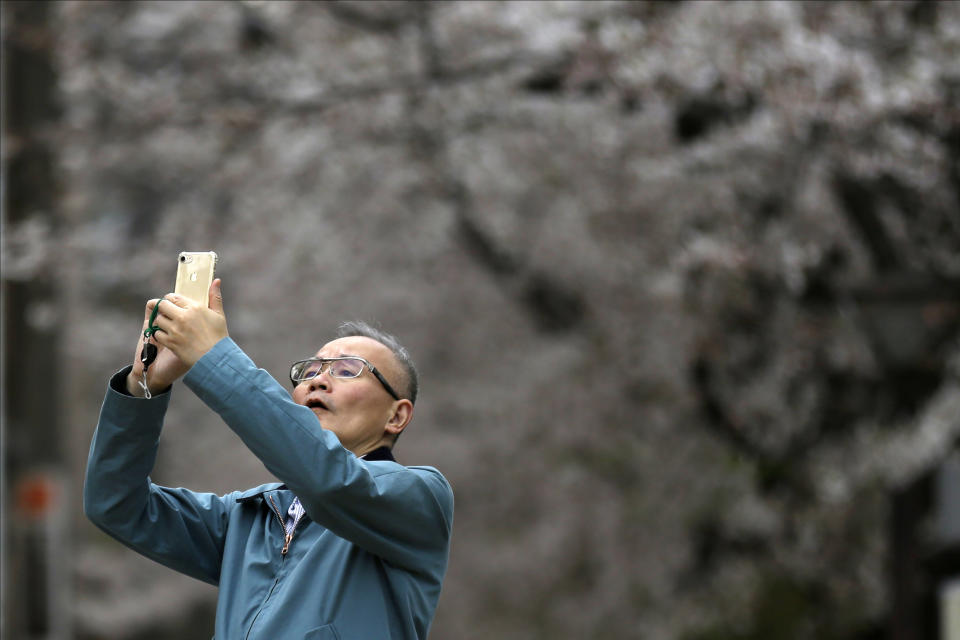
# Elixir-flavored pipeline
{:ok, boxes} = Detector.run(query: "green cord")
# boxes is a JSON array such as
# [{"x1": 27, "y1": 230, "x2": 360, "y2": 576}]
[{"x1": 144, "y1": 300, "x2": 161, "y2": 338}]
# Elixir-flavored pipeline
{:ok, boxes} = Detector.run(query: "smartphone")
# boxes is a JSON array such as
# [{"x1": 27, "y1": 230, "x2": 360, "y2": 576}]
[{"x1": 174, "y1": 251, "x2": 218, "y2": 304}]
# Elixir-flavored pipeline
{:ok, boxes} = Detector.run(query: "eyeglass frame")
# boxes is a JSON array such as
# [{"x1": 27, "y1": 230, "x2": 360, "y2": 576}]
[{"x1": 289, "y1": 356, "x2": 402, "y2": 401}]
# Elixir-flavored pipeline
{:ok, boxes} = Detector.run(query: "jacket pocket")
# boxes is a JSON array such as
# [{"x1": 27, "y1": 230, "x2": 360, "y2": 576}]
[{"x1": 304, "y1": 623, "x2": 341, "y2": 640}]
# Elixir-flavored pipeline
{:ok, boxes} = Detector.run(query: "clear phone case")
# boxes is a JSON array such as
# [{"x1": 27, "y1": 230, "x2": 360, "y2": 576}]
[{"x1": 174, "y1": 251, "x2": 218, "y2": 304}]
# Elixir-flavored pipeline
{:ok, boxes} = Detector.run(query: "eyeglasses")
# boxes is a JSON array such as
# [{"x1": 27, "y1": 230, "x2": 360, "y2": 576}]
[{"x1": 289, "y1": 356, "x2": 402, "y2": 401}]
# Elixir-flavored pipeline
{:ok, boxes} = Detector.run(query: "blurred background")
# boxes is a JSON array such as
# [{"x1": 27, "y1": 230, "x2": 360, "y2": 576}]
[{"x1": 2, "y1": 1, "x2": 960, "y2": 639}]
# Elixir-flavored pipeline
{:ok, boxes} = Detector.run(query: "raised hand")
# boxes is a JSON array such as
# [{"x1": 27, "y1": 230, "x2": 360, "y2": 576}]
[{"x1": 125, "y1": 279, "x2": 227, "y2": 397}]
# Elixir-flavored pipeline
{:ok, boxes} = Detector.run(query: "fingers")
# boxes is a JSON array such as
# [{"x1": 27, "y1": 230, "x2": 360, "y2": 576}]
[
  {"x1": 151, "y1": 312, "x2": 171, "y2": 339},
  {"x1": 153, "y1": 294, "x2": 192, "y2": 326},
  {"x1": 162, "y1": 292, "x2": 191, "y2": 310},
  {"x1": 150, "y1": 296, "x2": 193, "y2": 340},
  {"x1": 147, "y1": 297, "x2": 180, "y2": 342},
  {"x1": 148, "y1": 285, "x2": 228, "y2": 368}
]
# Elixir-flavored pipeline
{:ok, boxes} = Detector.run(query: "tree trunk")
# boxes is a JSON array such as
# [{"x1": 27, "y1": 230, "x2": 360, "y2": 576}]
[{"x1": 2, "y1": 1, "x2": 67, "y2": 637}]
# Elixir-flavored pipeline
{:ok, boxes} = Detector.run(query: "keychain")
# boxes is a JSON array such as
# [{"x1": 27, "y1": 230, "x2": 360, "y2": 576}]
[{"x1": 138, "y1": 301, "x2": 161, "y2": 399}]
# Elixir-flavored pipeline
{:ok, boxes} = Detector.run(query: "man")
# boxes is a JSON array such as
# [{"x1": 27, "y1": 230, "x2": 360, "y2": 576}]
[{"x1": 84, "y1": 280, "x2": 453, "y2": 639}]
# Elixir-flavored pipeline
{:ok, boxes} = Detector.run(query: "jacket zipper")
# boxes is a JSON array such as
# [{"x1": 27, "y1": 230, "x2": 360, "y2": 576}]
[
  {"x1": 267, "y1": 494, "x2": 302, "y2": 555},
  {"x1": 244, "y1": 494, "x2": 297, "y2": 640}
]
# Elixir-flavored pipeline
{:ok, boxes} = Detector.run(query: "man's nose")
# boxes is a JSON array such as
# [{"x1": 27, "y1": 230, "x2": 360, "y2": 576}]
[{"x1": 307, "y1": 372, "x2": 330, "y2": 391}]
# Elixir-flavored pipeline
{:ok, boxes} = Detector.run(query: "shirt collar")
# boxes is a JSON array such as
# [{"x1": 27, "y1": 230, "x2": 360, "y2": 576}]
[{"x1": 361, "y1": 446, "x2": 395, "y2": 462}]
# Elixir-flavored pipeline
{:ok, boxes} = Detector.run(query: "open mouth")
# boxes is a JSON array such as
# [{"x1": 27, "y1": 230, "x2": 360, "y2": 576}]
[{"x1": 305, "y1": 398, "x2": 329, "y2": 412}]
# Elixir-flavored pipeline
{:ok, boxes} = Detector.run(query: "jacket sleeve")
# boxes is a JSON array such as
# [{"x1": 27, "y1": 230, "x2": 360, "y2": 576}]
[
  {"x1": 83, "y1": 368, "x2": 232, "y2": 585},
  {"x1": 184, "y1": 338, "x2": 453, "y2": 573}
]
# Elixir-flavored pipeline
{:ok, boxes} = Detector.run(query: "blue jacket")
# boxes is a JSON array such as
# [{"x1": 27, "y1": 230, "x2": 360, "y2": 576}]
[{"x1": 84, "y1": 338, "x2": 454, "y2": 639}]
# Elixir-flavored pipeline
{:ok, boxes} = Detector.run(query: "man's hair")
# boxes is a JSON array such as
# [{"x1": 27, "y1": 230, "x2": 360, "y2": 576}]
[{"x1": 336, "y1": 320, "x2": 419, "y2": 405}]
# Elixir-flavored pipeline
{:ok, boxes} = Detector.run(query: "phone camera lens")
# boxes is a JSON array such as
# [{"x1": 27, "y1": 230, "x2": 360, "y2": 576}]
[{"x1": 180, "y1": 256, "x2": 186, "y2": 263}]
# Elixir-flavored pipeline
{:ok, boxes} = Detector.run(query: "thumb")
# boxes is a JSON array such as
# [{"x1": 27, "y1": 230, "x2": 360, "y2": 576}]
[{"x1": 208, "y1": 278, "x2": 224, "y2": 314}]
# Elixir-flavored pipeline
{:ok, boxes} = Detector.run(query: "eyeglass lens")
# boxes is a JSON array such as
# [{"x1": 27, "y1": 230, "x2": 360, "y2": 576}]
[{"x1": 297, "y1": 358, "x2": 364, "y2": 380}]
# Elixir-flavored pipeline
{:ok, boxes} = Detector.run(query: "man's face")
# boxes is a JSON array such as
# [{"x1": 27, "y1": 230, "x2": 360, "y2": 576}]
[{"x1": 291, "y1": 336, "x2": 405, "y2": 456}]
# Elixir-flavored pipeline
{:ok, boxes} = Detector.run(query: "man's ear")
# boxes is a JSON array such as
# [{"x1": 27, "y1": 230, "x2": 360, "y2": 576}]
[{"x1": 385, "y1": 399, "x2": 414, "y2": 437}]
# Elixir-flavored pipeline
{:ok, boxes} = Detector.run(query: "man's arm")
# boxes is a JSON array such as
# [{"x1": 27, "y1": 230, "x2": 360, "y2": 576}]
[
  {"x1": 83, "y1": 368, "x2": 234, "y2": 585},
  {"x1": 185, "y1": 338, "x2": 454, "y2": 573}
]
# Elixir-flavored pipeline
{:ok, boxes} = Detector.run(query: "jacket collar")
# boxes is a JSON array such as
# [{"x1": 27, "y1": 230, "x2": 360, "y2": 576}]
[{"x1": 236, "y1": 483, "x2": 285, "y2": 503}]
